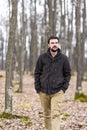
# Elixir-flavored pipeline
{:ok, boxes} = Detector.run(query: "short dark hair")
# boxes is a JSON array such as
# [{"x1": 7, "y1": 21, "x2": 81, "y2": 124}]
[{"x1": 48, "y1": 36, "x2": 59, "y2": 44}]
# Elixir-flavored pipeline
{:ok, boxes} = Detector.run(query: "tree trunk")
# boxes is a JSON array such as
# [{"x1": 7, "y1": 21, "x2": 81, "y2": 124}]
[
  {"x1": 80, "y1": 0, "x2": 86, "y2": 80},
  {"x1": 18, "y1": 0, "x2": 26, "y2": 92},
  {"x1": 67, "y1": 1, "x2": 74, "y2": 72},
  {"x1": 5, "y1": 0, "x2": 17, "y2": 114},
  {"x1": 47, "y1": 0, "x2": 57, "y2": 35},
  {"x1": 76, "y1": 0, "x2": 82, "y2": 94},
  {"x1": 29, "y1": 0, "x2": 38, "y2": 73},
  {"x1": 60, "y1": 0, "x2": 66, "y2": 54},
  {"x1": 0, "y1": 34, "x2": 4, "y2": 70},
  {"x1": 40, "y1": 0, "x2": 48, "y2": 53}
]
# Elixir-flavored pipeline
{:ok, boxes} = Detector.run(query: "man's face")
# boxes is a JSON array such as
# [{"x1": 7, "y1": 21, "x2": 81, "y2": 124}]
[{"x1": 48, "y1": 39, "x2": 59, "y2": 52}]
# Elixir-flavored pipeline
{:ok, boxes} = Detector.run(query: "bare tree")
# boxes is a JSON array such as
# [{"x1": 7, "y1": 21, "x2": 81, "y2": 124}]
[
  {"x1": 18, "y1": 0, "x2": 26, "y2": 92},
  {"x1": 75, "y1": 0, "x2": 82, "y2": 94},
  {"x1": 0, "y1": 32, "x2": 4, "y2": 70},
  {"x1": 47, "y1": 0, "x2": 57, "y2": 35},
  {"x1": 5, "y1": 0, "x2": 18, "y2": 114},
  {"x1": 67, "y1": 0, "x2": 74, "y2": 72},
  {"x1": 80, "y1": 0, "x2": 86, "y2": 79},
  {"x1": 29, "y1": 0, "x2": 38, "y2": 73},
  {"x1": 40, "y1": 0, "x2": 48, "y2": 53},
  {"x1": 60, "y1": 0, "x2": 66, "y2": 54}
]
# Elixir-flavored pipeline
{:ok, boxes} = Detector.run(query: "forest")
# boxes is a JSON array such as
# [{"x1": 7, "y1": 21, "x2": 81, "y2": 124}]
[{"x1": 0, "y1": 0, "x2": 87, "y2": 129}]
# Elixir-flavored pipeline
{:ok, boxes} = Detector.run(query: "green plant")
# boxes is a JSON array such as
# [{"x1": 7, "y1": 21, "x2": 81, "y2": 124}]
[
  {"x1": 22, "y1": 104, "x2": 30, "y2": 109},
  {"x1": 15, "y1": 89, "x2": 20, "y2": 93},
  {"x1": 0, "y1": 112, "x2": 32, "y2": 126},
  {"x1": 74, "y1": 93, "x2": 87, "y2": 102},
  {"x1": 83, "y1": 78, "x2": 87, "y2": 81},
  {"x1": 0, "y1": 125, "x2": 3, "y2": 128},
  {"x1": 0, "y1": 75, "x2": 3, "y2": 78},
  {"x1": 61, "y1": 113, "x2": 70, "y2": 121}
]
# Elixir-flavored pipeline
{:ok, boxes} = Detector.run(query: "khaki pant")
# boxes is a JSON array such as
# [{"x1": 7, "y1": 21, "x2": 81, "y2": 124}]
[{"x1": 39, "y1": 90, "x2": 64, "y2": 130}]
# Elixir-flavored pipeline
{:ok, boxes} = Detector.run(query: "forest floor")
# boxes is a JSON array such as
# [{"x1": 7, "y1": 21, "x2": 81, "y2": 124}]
[{"x1": 0, "y1": 71, "x2": 87, "y2": 130}]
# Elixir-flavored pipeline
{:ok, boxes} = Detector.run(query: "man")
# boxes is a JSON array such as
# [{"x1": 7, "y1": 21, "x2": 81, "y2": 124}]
[{"x1": 34, "y1": 36, "x2": 71, "y2": 130}]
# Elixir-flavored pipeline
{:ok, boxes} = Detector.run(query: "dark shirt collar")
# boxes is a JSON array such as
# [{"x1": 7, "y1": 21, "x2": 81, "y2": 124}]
[{"x1": 47, "y1": 48, "x2": 61, "y2": 58}]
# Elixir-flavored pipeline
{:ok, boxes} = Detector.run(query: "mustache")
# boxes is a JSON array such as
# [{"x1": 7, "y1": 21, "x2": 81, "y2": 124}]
[{"x1": 52, "y1": 46, "x2": 57, "y2": 48}]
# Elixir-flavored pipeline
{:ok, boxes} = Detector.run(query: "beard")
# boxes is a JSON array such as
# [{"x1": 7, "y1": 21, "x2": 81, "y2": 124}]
[{"x1": 50, "y1": 47, "x2": 58, "y2": 52}]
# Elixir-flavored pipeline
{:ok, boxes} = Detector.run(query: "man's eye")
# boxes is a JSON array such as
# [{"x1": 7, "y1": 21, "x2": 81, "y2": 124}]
[
  {"x1": 51, "y1": 42, "x2": 58, "y2": 44},
  {"x1": 51, "y1": 42, "x2": 54, "y2": 44}
]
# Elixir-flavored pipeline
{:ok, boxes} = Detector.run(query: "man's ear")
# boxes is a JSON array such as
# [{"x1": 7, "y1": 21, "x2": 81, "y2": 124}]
[{"x1": 48, "y1": 43, "x2": 50, "y2": 48}]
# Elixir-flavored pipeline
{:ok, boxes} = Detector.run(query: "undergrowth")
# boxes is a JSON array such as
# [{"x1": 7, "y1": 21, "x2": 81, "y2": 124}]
[
  {"x1": 0, "y1": 75, "x2": 3, "y2": 78},
  {"x1": 74, "y1": 93, "x2": 87, "y2": 102},
  {"x1": 61, "y1": 113, "x2": 70, "y2": 121},
  {"x1": 0, "y1": 112, "x2": 32, "y2": 126}
]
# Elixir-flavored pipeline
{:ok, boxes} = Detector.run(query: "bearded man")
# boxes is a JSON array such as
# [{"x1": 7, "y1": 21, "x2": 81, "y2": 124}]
[{"x1": 34, "y1": 36, "x2": 71, "y2": 130}]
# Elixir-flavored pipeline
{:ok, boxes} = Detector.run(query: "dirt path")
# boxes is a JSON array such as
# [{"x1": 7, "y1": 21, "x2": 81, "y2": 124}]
[{"x1": 0, "y1": 71, "x2": 87, "y2": 130}]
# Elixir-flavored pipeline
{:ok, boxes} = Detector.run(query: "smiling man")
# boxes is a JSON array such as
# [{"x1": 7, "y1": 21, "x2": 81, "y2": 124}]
[{"x1": 34, "y1": 36, "x2": 71, "y2": 130}]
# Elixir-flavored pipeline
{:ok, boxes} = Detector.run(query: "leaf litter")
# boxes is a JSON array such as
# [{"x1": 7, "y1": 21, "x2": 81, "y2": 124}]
[{"x1": 0, "y1": 71, "x2": 87, "y2": 130}]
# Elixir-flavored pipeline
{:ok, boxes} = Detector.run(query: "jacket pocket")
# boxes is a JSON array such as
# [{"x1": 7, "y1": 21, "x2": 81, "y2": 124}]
[{"x1": 51, "y1": 77, "x2": 64, "y2": 88}]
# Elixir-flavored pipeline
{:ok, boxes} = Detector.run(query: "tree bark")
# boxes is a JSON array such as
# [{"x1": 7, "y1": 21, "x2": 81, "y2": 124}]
[
  {"x1": 18, "y1": 0, "x2": 26, "y2": 92},
  {"x1": 80, "y1": 0, "x2": 86, "y2": 80},
  {"x1": 29, "y1": 0, "x2": 38, "y2": 73},
  {"x1": 5, "y1": 0, "x2": 17, "y2": 114},
  {"x1": 76, "y1": 0, "x2": 82, "y2": 94}
]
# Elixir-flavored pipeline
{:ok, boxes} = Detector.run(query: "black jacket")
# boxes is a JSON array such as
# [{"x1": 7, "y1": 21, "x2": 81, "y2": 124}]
[{"x1": 34, "y1": 48, "x2": 71, "y2": 94}]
